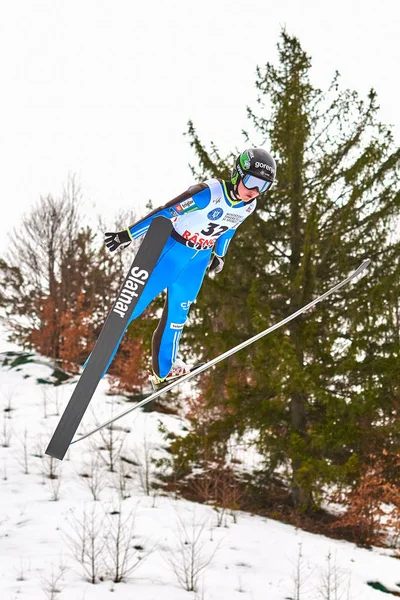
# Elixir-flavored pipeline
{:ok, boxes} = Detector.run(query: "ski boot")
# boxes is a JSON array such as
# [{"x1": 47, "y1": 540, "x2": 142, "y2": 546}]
[{"x1": 149, "y1": 358, "x2": 204, "y2": 390}]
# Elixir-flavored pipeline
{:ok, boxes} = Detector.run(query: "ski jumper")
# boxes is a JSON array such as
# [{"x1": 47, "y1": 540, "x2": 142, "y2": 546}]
[{"x1": 107, "y1": 179, "x2": 257, "y2": 379}]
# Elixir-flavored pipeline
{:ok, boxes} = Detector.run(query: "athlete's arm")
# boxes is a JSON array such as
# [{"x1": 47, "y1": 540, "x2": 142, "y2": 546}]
[
  {"x1": 104, "y1": 183, "x2": 211, "y2": 252},
  {"x1": 214, "y1": 229, "x2": 236, "y2": 257},
  {"x1": 128, "y1": 183, "x2": 210, "y2": 240},
  {"x1": 215, "y1": 197, "x2": 258, "y2": 257}
]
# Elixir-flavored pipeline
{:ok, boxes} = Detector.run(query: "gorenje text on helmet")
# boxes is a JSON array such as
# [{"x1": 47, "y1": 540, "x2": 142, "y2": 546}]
[{"x1": 255, "y1": 162, "x2": 275, "y2": 174}]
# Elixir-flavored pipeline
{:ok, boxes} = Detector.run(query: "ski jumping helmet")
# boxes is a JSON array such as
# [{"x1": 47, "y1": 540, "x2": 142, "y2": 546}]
[{"x1": 231, "y1": 148, "x2": 276, "y2": 194}]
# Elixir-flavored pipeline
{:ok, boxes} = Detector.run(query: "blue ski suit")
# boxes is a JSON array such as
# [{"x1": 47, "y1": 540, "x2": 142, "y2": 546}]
[{"x1": 107, "y1": 178, "x2": 257, "y2": 379}]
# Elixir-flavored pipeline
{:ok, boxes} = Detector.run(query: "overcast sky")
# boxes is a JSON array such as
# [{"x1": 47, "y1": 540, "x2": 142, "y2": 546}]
[{"x1": 0, "y1": 0, "x2": 399, "y2": 257}]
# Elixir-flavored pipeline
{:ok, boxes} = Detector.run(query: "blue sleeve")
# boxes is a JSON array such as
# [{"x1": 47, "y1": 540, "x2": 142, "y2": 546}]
[
  {"x1": 128, "y1": 186, "x2": 211, "y2": 240},
  {"x1": 187, "y1": 186, "x2": 211, "y2": 209},
  {"x1": 215, "y1": 229, "x2": 236, "y2": 257},
  {"x1": 128, "y1": 207, "x2": 171, "y2": 240}
]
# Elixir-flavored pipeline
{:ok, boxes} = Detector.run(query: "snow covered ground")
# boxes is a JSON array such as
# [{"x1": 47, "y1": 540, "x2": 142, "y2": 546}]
[{"x1": 0, "y1": 334, "x2": 399, "y2": 599}]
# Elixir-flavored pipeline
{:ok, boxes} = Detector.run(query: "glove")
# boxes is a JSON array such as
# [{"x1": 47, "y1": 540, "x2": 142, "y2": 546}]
[
  {"x1": 208, "y1": 254, "x2": 224, "y2": 274},
  {"x1": 105, "y1": 230, "x2": 132, "y2": 252}
]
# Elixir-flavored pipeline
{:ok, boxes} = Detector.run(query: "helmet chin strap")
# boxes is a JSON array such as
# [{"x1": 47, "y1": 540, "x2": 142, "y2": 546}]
[
  {"x1": 226, "y1": 179, "x2": 241, "y2": 202},
  {"x1": 233, "y1": 184, "x2": 241, "y2": 200}
]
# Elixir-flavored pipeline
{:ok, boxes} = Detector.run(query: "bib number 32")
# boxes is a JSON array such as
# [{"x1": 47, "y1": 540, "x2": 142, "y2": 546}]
[{"x1": 201, "y1": 223, "x2": 229, "y2": 237}]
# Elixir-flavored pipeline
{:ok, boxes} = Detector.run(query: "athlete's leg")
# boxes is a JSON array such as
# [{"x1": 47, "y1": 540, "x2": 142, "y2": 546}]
[
  {"x1": 100, "y1": 238, "x2": 185, "y2": 377},
  {"x1": 152, "y1": 249, "x2": 211, "y2": 379}
]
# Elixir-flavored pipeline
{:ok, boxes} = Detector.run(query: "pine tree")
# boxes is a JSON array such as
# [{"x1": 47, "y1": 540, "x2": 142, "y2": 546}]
[{"x1": 175, "y1": 30, "x2": 400, "y2": 514}]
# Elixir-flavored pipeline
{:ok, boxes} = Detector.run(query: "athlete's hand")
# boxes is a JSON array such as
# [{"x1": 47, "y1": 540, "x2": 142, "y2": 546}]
[
  {"x1": 208, "y1": 254, "x2": 224, "y2": 274},
  {"x1": 104, "y1": 230, "x2": 132, "y2": 252}
]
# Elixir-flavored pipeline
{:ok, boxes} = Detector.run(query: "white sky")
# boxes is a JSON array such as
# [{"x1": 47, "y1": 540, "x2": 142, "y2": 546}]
[{"x1": 0, "y1": 0, "x2": 399, "y2": 256}]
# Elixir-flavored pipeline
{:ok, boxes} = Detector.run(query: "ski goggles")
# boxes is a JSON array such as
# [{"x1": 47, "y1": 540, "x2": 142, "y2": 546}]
[{"x1": 242, "y1": 174, "x2": 273, "y2": 193}]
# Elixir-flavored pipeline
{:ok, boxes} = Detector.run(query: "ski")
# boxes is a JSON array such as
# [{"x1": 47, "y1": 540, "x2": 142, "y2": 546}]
[
  {"x1": 71, "y1": 258, "x2": 370, "y2": 447},
  {"x1": 45, "y1": 217, "x2": 173, "y2": 461}
]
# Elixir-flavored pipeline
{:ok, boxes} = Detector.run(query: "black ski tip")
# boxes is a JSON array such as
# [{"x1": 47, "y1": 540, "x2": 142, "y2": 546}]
[{"x1": 45, "y1": 442, "x2": 67, "y2": 461}]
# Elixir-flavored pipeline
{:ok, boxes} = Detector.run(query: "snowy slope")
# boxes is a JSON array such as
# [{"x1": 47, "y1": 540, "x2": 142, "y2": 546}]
[{"x1": 0, "y1": 339, "x2": 399, "y2": 599}]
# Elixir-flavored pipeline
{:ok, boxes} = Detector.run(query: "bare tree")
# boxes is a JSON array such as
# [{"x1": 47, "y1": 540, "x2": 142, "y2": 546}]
[
  {"x1": 38, "y1": 450, "x2": 63, "y2": 499},
  {"x1": 0, "y1": 174, "x2": 128, "y2": 366},
  {"x1": 40, "y1": 558, "x2": 68, "y2": 600},
  {"x1": 213, "y1": 468, "x2": 243, "y2": 528},
  {"x1": 2, "y1": 387, "x2": 15, "y2": 414},
  {"x1": 33, "y1": 434, "x2": 45, "y2": 459},
  {"x1": 17, "y1": 429, "x2": 30, "y2": 474},
  {"x1": 189, "y1": 466, "x2": 244, "y2": 527},
  {"x1": 164, "y1": 512, "x2": 219, "y2": 592},
  {"x1": 97, "y1": 421, "x2": 127, "y2": 473},
  {"x1": 79, "y1": 449, "x2": 107, "y2": 501},
  {"x1": 41, "y1": 455, "x2": 60, "y2": 481},
  {"x1": 316, "y1": 551, "x2": 352, "y2": 600},
  {"x1": 103, "y1": 502, "x2": 151, "y2": 583},
  {"x1": 132, "y1": 428, "x2": 155, "y2": 496},
  {"x1": 287, "y1": 544, "x2": 314, "y2": 600},
  {"x1": 4, "y1": 177, "x2": 82, "y2": 354},
  {"x1": 2, "y1": 410, "x2": 12, "y2": 447},
  {"x1": 42, "y1": 388, "x2": 49, "y2": 419},
  {"x1": 49, "y1": 472, "x2": 62, "y2": 502},
  {"x1": 53, "y1": 386, "x2": 61, "y2": 416},
  {"x1": 15, "y1": 557, "x2": 31, "y2": 582},
  {"x1": 64, "y1": 506, "x2": 105, "y2": 584},
  {"x1": 114, "y1": 456, "x2": 134, "y2": 501}
]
